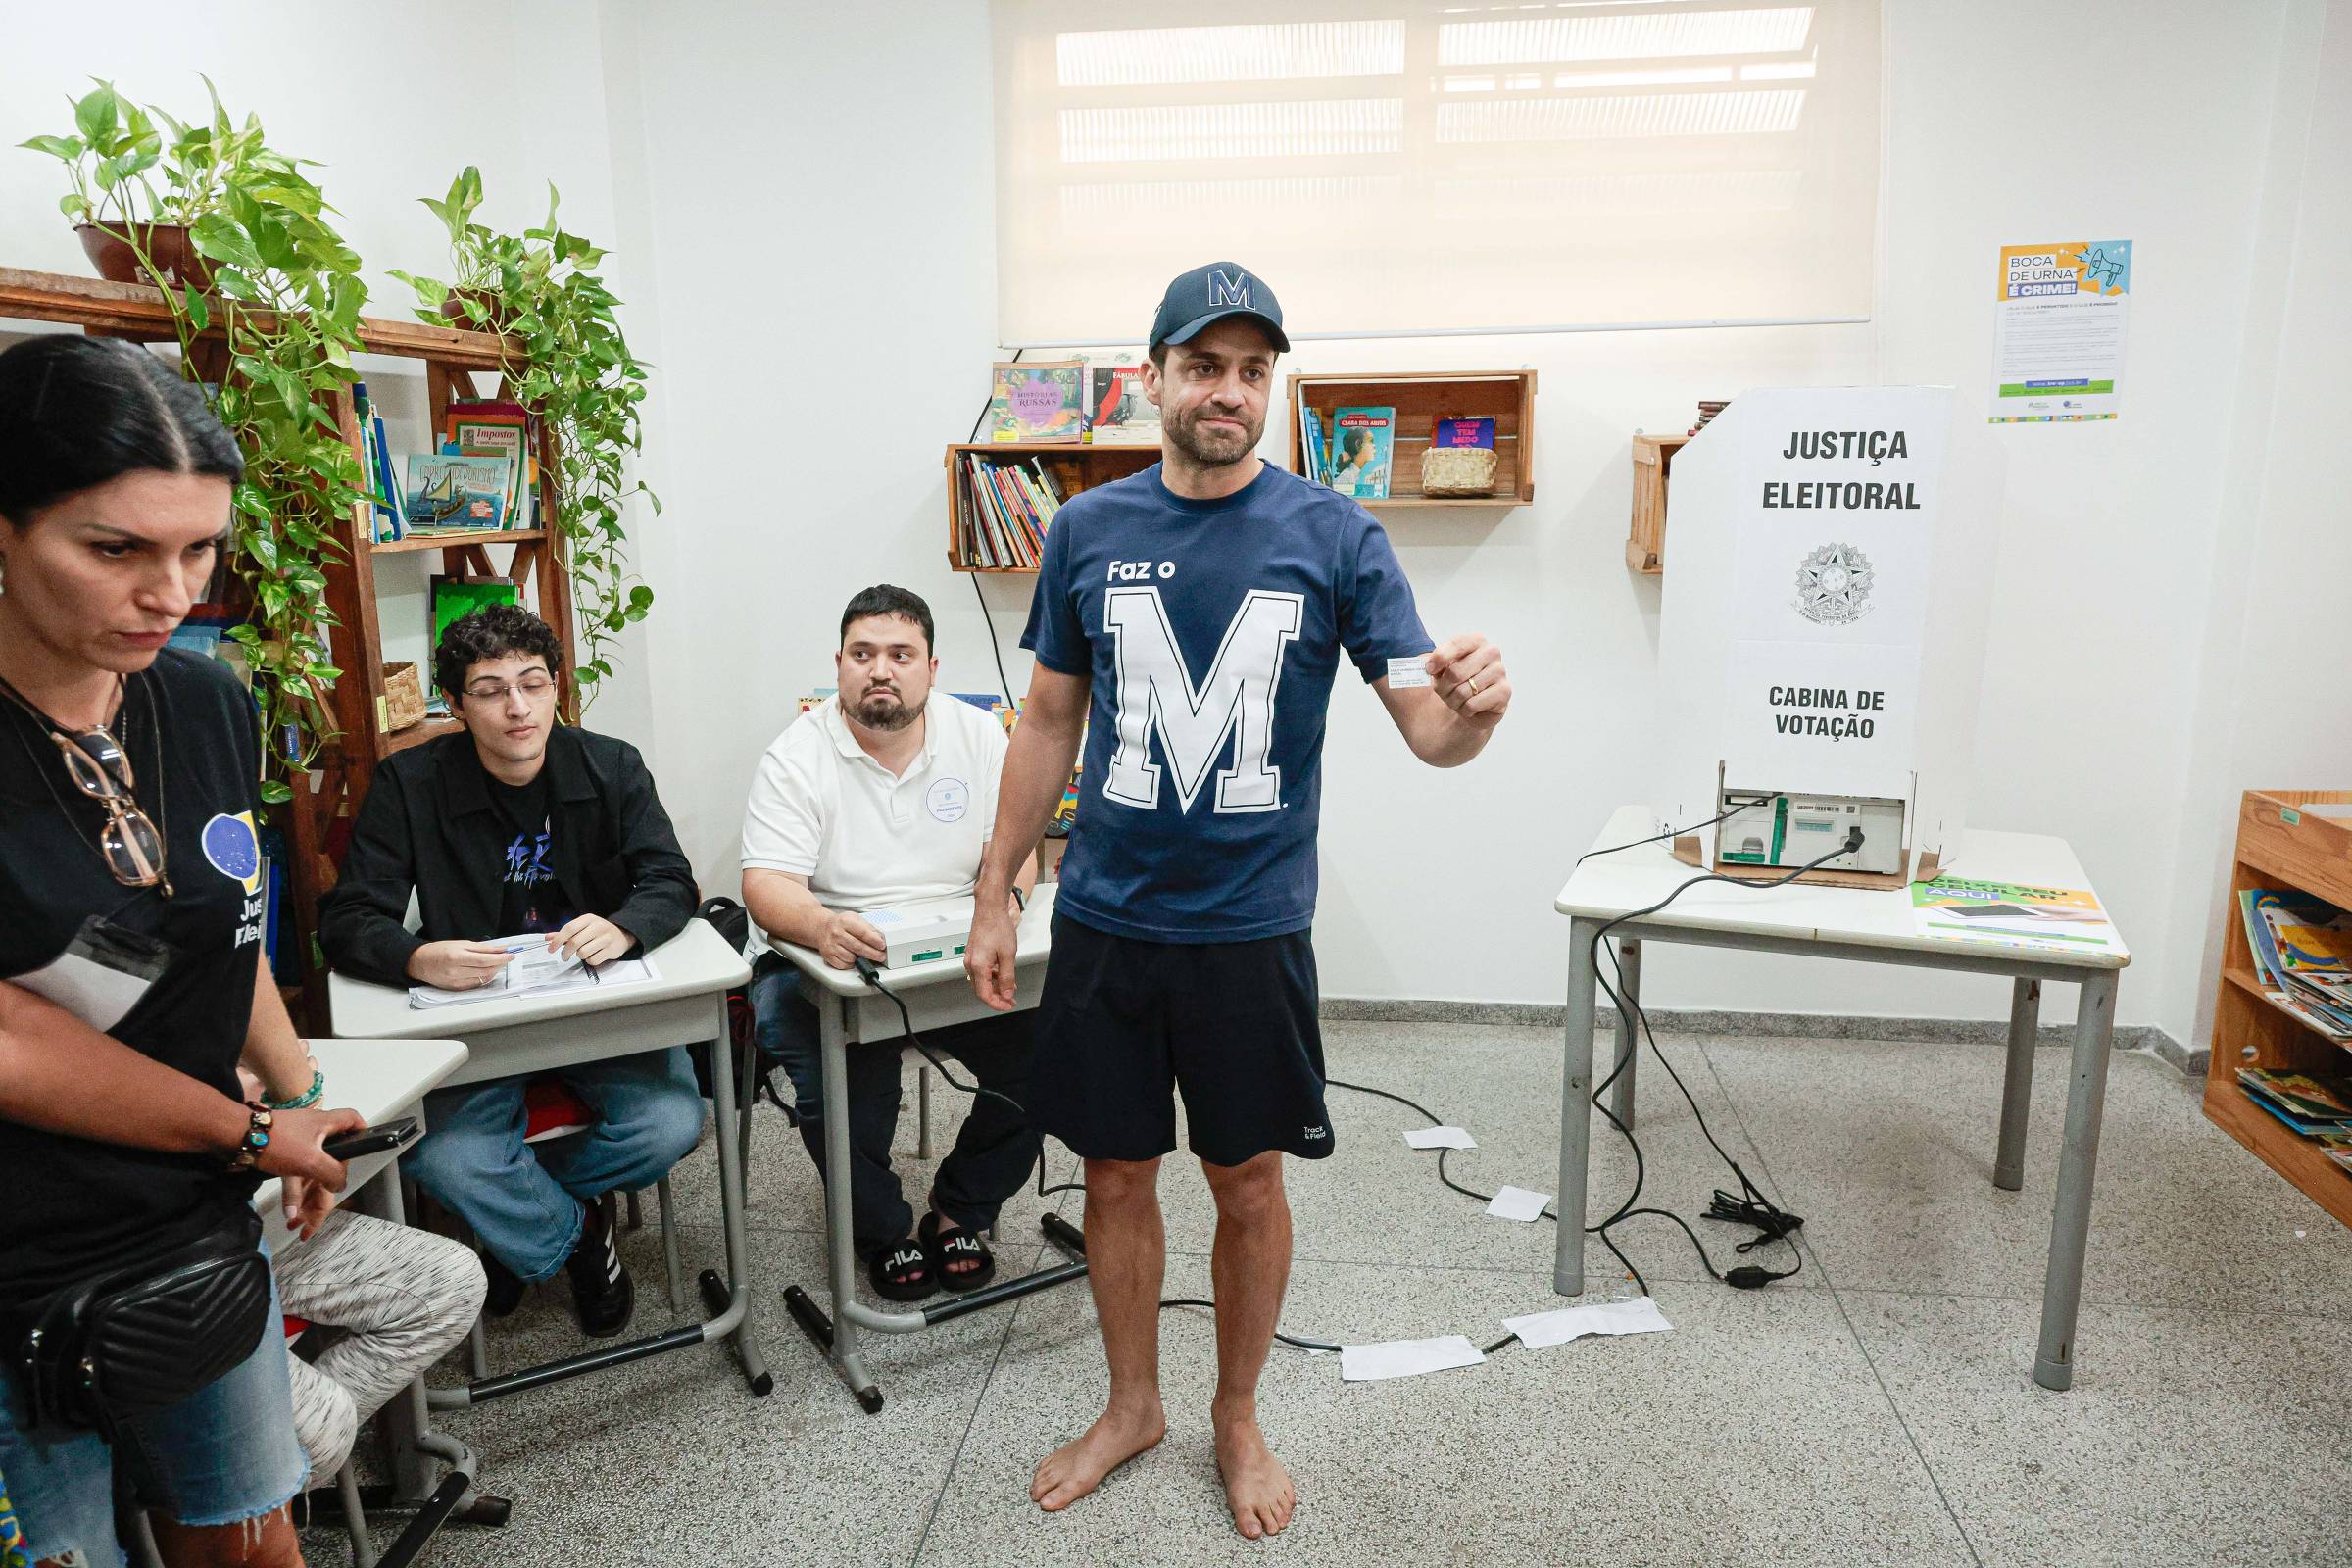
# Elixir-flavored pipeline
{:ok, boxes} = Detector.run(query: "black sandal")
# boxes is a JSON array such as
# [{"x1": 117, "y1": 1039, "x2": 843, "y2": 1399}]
[
  {"x1": 919, "y1": 1211, "x2": 996, "y2": 1293},
  {"x1": 866, "y1": 1238, "x2": 935, "y2": 1302}
]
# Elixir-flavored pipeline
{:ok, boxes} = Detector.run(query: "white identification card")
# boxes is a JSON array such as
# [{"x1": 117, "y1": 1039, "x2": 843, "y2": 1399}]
[
  {"x1": 1486, "y1": 1186, "x2": 1550, "y2": 1223},
  {"x1": 1385, "y1": 656, "x2": 1433, "y2": 689}
]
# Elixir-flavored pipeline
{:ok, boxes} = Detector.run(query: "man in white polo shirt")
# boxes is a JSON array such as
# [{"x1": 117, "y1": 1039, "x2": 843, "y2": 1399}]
[{"x1": 740, "y1": 585, "x2": 1040, "y2": 1301}]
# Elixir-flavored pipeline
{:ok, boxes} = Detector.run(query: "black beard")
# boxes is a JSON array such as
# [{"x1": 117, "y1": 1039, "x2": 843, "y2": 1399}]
[
  {"x1": 855, "y1": 693, "x2": 919, "y2": 733},
  {"x1": 1165, "y1": 405, "x2": 1260, "y2": 467}
]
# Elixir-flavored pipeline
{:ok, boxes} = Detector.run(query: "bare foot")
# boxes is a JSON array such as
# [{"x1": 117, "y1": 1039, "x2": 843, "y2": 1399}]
[
  {"x1": 1214, "y1": 1411, "x2": 1297, "y2": 1540},
  {"x1": 1031, "y1": 1401, "x2": 1166, "y2": 1511}
]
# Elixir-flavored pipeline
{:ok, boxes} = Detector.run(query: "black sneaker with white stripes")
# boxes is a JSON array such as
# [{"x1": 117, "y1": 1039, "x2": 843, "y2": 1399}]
[{"x1": 564, "y1": 1195, "x2": 635, "y2": 1338}]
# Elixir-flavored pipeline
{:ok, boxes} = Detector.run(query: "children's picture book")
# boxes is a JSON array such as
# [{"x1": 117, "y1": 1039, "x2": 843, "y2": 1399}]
[
  {"x1": 1435, "y1": 415, "x2": 1496, "y2": 451},
  {"x1": 428, "y1": 576, "x2": 519, "y2": 656},
  {"x1": 1085, "y1": 362, "x2": 1158, "y2": 444},
  {"x1": 987, "y1": 360, "x2": 1085, "y2": 443},
  {"x1": 1328, "y1": 406, "x2": 1396, "y2": 500},
  {"x1": 447, "y1": 400, "x2": 532, "y2": 526},
  {"x1": 404, "y1": 455, "x2": 510, "y2": 532}
]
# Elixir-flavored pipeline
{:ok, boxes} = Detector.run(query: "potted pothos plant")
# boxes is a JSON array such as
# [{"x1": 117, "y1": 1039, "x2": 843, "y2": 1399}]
[
  {"x1": 394, "y1": 168, "x2": 658, "y2": 707},
  {"x1": 21, "y1": 77, "x2": 368, "y2": 804}
]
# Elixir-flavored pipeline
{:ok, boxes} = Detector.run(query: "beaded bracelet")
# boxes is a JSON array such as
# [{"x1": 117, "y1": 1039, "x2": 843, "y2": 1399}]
[{"x1": 266, "y1": 1066, "x2": 325, "y2": 1111}]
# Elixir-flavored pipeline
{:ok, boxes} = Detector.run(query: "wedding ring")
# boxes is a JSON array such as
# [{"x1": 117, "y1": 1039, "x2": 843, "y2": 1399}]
[{"x1": 1465, "y1": 676, "x2": 1480, "y2": 697}]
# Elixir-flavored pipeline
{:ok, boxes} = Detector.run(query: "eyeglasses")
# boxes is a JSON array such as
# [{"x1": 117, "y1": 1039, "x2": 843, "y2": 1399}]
[
  {"x1": 462, "y1": 674, "x2": 557, "y2": 704},
  {"x1": 50, "y1": 725, "x2": 168, "y2": 889}
]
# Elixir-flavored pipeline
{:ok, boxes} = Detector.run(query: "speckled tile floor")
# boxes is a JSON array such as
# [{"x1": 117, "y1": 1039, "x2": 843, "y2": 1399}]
[{"x1": 303, "y1": 1021, "x2": 2352, "y2": 1568}]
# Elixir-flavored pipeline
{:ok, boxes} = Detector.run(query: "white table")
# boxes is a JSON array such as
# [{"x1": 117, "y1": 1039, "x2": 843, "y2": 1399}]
[
  {"x1": 327, "y1": 918, "x2": 767, "y2": 1439},
  {"x1": 1554, "y1": 806, "x2": 2131, "y2": 1392},
  {"x1": 767, "y1": 883, "x2": 1088, "y2": 1413}
]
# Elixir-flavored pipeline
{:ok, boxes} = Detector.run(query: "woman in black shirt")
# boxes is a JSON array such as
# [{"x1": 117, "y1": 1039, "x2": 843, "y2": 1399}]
[{"x1": 0, "y1": 335, "x2": 362, "y2": 1567}]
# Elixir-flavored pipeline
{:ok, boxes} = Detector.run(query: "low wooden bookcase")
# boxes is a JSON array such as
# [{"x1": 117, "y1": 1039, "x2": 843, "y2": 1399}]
[
  {"x1": 1627, "y1": 431, "x2": 1691, "y2": 573},
  {"x1": 2203, "y1": 788, "x2": 2352, "y2": 1227},
  {"x1": 1285, "y1": 370, "x2": 1536, "y2": 508}
]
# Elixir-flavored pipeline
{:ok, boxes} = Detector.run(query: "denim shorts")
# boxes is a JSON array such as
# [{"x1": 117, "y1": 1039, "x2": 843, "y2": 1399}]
[{"x1": 0, "y1": 1242, "x2": 307, "y2": 1566}]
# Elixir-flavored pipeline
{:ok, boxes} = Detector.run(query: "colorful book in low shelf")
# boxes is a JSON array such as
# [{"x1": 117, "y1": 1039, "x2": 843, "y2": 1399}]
[
  {"x1": 987, "y1": 361, "x2": 1085, "y2": 443},
  {"x1": 404, "y1": 455, "x2": 510, "y2": 532},
  {"x1": 352, "y1": 381, "x2": 404, "y2": 542},
  {"x1": 2237, "y1": 1066, "x2": 2352, "y2": 1136},
  {"x1": 1328, "y1": 406, "x2": 1396, "y2": 500},
  {"x1": 1435, "y1": 415, "x2": 1496, "y2": 451}
]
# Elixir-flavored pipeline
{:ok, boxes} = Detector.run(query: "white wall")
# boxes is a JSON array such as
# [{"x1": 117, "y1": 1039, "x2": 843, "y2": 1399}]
[
  {"x1": 6, "y1": 3, "x2": 2334, "y2": 1038},
  {"x1": 2158, "y1": 0, "x2": 2352, "y2": 1049},
  {"x1": 610, "y1": 0, "x2": 2309, "y2": 1034}
]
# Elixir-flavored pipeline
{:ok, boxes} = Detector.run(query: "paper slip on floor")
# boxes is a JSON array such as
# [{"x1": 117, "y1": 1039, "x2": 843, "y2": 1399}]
[
  {"x1": 1502, "y1": 1296, "x2": 1673, "y2": 1349},
  {"x1": 1340, "y1": 1336, "x2": 1485, "y2": 1382},
  {"x1": 1486, "y1": 1185, "x2": 1550, "y2": 1222},
  {"x1": 1403, "y1": 1126, "x2": 1477, "y2": 1150}
]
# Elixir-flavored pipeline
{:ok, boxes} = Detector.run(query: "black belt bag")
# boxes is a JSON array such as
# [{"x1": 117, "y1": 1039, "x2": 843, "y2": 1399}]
[{"x1": 13, "y1": 1203, "x2": 271, "y2": 1436}]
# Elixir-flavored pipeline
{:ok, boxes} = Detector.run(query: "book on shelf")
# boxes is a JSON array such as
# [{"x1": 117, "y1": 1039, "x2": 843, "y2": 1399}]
[
  {"x1": 404, "y1": 454, "x2": 510, "y2": 532},
  {"x1": 353, "y1": 381, "x2": 406, "y2": 542},
  {"x1": 1085, "y1": 360, "x2": 1158, "y2": 445},
  {"x1": 2237, "y1": 1066, "x2": 2352, "y2": 1138},
  {"x1": 429, "y1": 575, "x2": 520, "y2": 652},
  {"x1": 955, "y1": 453, "x2": 1063, "y2": 569},
  {"x1": 1298, "y1": 388, "x2": 1329, "y2": 486},
  {"x1": 445, "y1": 398, "x2": 534, "y2": 529},
  {"x1": 2238, "y1": 889, "x2": 2352, "y2": 1037},
  {"x1": 1328, "y1": 406, "x2": 1396, "y2": 500},
  {"x1": 986, "y1": 361, "x2": 1085, "y2": 443},
  {"x1": 1436, "y1": 415, "x2": 1496, "y2": 451}
]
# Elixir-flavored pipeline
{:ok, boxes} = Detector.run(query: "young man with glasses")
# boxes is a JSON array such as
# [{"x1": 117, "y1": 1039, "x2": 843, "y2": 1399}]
[{"x1": 319, "y1": 604, "x2": 703, "y2": 1337}]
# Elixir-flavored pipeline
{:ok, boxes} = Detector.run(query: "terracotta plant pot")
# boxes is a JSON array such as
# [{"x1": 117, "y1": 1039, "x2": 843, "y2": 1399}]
[
  {"x1": 438, "y1": 288, "x2": 512, "y2": 333},
  {"x1": 75, "y1": 222, "x2": 215, "y2": 293}
]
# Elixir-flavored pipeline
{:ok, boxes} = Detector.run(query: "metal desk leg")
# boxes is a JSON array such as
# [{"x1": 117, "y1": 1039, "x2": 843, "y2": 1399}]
[
  {"x1": 1995, "y1": 977, "x2": 2041, "y2": 1191},
  {"x1": 816, "y1": 997, "x2": 883, "y2": 1409},
  {"x1": 704, "y1": 995, "x2": 771, "y2": 1396},
  {"x1": 2034, "y1": 969, "x2": 2117, "y2": 1391},
  {"x1": 1609, "y1": 937, "x2": 1642, "y2": 1133},
  {"x1": 917, "y1": 1061, "x2": 934, "y2": 1160},
  {"x1": 1553, "y1": 916, "x2": 1599, "y2": 1295},
  {"x1": 737, "y1": 1028, "x2": 757, "y2": 1191},
  {"x1": 368, "y1": 1171, "x2": 507, "y2": 1528}
]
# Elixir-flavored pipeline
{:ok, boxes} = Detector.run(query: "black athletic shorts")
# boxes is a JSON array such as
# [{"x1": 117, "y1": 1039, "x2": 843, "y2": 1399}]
[{"x1": 1028, "y1": 913, "x2": 1333, "y2": 1168}]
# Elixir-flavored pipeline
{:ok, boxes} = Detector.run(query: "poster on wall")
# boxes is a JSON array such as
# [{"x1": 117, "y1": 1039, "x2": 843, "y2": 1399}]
[{"x1": 1989, "y1": 240, "x2": 2132, "y2": 423}]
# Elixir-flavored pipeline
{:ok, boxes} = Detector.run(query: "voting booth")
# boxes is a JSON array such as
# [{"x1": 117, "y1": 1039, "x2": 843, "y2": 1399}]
[{"x1": 1652, "y1": 386, "x2": 1999, "y2": 887}]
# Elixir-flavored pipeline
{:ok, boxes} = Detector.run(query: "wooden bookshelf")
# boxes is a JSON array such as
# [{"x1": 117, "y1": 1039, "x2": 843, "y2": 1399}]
[
  {"x1": 2203, "y1": 788, "x2": 2352, "y2": 1228},
  {"x1": 1627, "y1": 431, "x2": 1691, "y2": 573},
  {"x1": 1285, "y1": 370, "x2": 1536, "y2": 508},
  {"x1": 944, "y1": 440, "x2": 1158, "y2": 575},
  {"x1": 0, "y1": 266, "x2": 578, "y2": 1029}
]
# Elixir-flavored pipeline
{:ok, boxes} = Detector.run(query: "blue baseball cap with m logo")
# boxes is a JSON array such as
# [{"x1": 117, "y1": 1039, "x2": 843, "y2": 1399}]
[{"x1": 1148, "y1": 263, "x2": 1290, "y2": 354}]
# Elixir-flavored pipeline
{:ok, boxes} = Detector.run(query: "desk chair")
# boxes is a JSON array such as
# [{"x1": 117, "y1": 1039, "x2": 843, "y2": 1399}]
[{"x1": 463, "y1": 1078, "x2": 684, "y2": 1379}]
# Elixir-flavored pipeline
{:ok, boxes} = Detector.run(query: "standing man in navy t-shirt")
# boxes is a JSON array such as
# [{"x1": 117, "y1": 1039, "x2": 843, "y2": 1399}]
[{"x1": 965, "y1": 264, "x2": 1511, "y2": 1538}]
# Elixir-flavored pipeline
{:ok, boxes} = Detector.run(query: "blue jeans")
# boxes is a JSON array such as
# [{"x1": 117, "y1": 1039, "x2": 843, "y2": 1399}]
[
  {"x1": 404, "y1": 1047, "x2": 706, "y2": 1282},
  {"x1": 749, "y1": 953, "x2": 1040, "y2": 1252},
  {"x1": 0, "y1": 1239, "x2": 308, "y2": 1566}
]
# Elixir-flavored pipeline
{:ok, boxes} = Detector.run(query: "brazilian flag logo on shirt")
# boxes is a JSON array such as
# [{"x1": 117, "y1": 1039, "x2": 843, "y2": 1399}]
[{"x1": 202, "y1": 810, "x2": 263, "y2": 894}]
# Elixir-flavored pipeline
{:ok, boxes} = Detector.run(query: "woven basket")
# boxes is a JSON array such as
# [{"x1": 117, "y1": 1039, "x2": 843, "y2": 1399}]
[
  {"x1": 1421, "y1": 444, "x2": 1498, "y2": 498},
  {"x1": 383, "y1": 662, "x2": 426, "y2": 732}
]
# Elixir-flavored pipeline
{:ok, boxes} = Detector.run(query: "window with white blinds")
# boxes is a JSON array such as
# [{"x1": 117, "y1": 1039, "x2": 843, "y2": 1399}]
[{"x1": 990, "y1": 2, "x2": 1880, "y2": 346}]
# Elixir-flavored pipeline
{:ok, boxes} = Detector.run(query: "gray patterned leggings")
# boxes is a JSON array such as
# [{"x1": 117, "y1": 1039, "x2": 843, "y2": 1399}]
[{"x1": 274, "y1": 1209, "x2": 488, "y2": 1478}]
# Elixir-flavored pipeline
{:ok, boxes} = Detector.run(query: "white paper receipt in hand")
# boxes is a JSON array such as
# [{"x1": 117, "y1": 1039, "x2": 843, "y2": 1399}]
[
  {"x1": 407, "y1": 935, "x2": 659, "y2": 1009},
  {"x1": 1384, "y1": 655, "x2": 1434, "y2": 690}
]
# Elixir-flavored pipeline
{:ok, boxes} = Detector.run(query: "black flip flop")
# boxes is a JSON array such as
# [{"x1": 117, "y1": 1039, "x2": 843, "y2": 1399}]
[
  {"x1": 866, "y1": 1238, "x2": 935, "y2": 1301},
  {"x1": 919, "y1": 1211, "x2": 997, "y2": 1293}
]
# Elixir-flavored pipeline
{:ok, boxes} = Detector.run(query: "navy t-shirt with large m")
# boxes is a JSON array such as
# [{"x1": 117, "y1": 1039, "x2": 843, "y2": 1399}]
[{"x1": 1021, "y1": 461, "x2": 1432, "y2": 944}]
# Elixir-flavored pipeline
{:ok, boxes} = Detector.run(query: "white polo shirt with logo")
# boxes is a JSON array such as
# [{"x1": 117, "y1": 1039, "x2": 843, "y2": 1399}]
[{"x1": 740, "y1": 691, "x2": 1007, "y2": 947}]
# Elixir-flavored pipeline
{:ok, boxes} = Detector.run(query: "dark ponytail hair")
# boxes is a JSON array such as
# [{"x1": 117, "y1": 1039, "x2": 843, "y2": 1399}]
[{"x1": 0, "y1": 335, "x2": 243, "y2": 528}]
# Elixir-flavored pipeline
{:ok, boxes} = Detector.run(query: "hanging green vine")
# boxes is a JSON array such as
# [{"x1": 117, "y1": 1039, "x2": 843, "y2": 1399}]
[
  {"x1": 23, "y1": 78, "x2": 366, "y2": 803},
  {"x1": 393, "y1": 169, "x2": 657, "y2": 706}
]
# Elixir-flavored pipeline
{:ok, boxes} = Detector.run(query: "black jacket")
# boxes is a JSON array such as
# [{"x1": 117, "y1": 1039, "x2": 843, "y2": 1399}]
[{"x1": 319, "y1": 725, "x2": 698, "y2": 987}]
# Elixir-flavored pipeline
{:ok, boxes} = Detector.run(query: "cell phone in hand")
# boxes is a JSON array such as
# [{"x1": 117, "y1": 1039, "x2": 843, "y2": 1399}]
[{"x1": 320, "y1": 1117, "x2": 422, "y2": 1162}]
